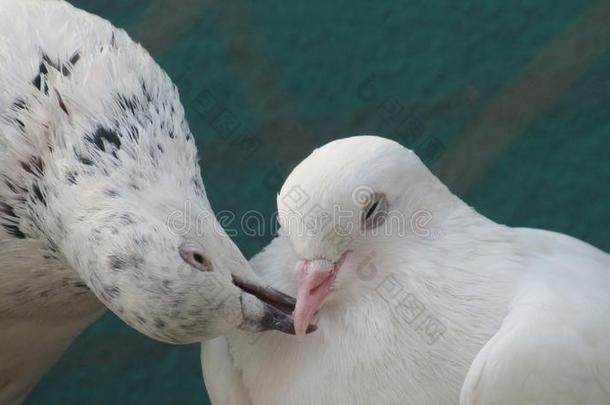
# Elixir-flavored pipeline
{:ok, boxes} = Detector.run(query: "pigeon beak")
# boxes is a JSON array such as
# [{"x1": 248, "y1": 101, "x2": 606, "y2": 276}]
[
  {"x1": 293, "y1": 258, "x2": 340, "y2": 336},
  {"x1": 234, "y1": 276, "x2": 317, "y2": 335}
]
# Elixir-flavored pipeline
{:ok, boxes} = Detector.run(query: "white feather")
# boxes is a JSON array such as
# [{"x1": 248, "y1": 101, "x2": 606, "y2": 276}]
[
  {"x1": 1, "y1": 1, "x2": 258, "y2": 403},
  {"x1": 202, "y1": 136, "x2": 610, "y2": 405}
]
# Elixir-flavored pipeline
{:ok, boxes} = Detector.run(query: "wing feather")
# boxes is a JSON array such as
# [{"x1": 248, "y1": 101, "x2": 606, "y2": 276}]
[
  {"x1": 202, "y1": 337, "x2": 252, "y2": 405},
  {"x1": 461, "y1": 250, "x2": 610, "y2": 405}
]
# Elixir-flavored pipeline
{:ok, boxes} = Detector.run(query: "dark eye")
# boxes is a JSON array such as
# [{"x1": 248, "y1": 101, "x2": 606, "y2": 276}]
[
  {"x1": 362, "y1": 193, "x2": 388, "y2": 230},
  {"x1": 365, "y1": 201, "x2": 379, "y2": 219},
  {"x1": 179, "y1": 243, "x2": 212, "y2": 271}
]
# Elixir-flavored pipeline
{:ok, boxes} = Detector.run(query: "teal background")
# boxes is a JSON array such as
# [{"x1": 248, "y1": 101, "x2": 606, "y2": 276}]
[{"x1": 26, "y1": 0, "x2": 609, "y2": 403}]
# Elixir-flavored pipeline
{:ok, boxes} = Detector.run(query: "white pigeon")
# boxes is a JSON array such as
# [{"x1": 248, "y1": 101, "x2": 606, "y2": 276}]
[
  {"x1": 0, "y1": 1, "x2": 299, "y2": 403},
  {"x1": 202, "y1": 135, "x2": 610, "y2": 405}
]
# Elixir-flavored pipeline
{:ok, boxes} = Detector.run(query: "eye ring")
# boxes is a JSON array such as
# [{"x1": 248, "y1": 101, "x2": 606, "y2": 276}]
[
  {"x1": 361, "y1": 192, "x2": 388, "y2": 230},
  {"x1": 179, "y1": 243, "x2": 212, "y2": 272}
]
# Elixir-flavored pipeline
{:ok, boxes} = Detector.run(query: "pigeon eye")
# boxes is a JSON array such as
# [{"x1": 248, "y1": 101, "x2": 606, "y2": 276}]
[
  {"x1": 179, "y1": 243, "x2": 212, "y2": 271},
  {"x1": 362, "y1": 193, "x2": 388, "y2": 230}
]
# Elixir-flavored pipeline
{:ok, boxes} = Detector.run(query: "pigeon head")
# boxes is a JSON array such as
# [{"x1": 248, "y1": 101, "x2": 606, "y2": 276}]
[
  {"x1": 57, "y1": 193, "x2": 299, "y2": 343},
  {"x1": 277, "y1": 136, "x2": 448, "y2": 335},
  {"x1": 21, "y1": 36, "x2": 302, "y2": 343},
  {"x1": 49, "y1": 125, "x2": 302, "y2": 343}
]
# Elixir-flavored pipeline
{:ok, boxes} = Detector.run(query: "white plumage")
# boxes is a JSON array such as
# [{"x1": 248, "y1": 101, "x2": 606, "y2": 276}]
[
  {"x1": 202, "y1": 136, "x2": 610, "y2": 405},
  {"x1": 0, "y1": 1, "x2": 297, "y2": 403}
]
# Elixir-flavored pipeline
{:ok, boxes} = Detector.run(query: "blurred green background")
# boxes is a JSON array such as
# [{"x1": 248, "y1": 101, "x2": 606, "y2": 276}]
[{"x1": 26, "y1": 0, "x2": 609, "y2": 403}]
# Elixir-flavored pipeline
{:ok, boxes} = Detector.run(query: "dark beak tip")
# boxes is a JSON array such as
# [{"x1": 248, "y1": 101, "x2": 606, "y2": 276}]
[
  {"x1": 259, "y1": 303, "x2": 318, "y2": 336},
  {"x1": 273, "y1": 322, "x2": 317, "y2": 336},
  {"x1": 234, "y1": 276, "x2": 319, "y2": 335}
]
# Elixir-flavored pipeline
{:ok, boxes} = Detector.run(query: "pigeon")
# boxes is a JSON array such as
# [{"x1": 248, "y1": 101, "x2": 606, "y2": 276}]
[
  {"x1": 0, "y1": 1, "x2": 299, "y2": 403},
  {"x1": 202, "y1": 135, "x2": 610, "y2": 405}
]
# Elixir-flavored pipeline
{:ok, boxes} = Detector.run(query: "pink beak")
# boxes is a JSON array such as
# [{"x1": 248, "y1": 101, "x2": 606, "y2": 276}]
[{"x1": 293, "y1": 258, "x2": 337, "y2": 336}]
